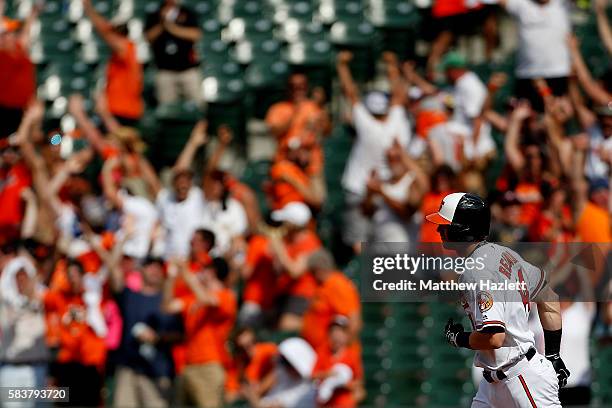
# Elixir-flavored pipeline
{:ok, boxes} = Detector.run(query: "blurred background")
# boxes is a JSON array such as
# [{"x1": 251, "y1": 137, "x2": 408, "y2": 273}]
[{"x1": 0, "y1": 0, "x2": 611, "y2": 407}]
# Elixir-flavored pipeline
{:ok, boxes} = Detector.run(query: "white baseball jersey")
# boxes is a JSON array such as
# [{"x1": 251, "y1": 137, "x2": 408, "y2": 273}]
[{"x1": 459, "y1": 242, "x2": 547, "y2": 371}]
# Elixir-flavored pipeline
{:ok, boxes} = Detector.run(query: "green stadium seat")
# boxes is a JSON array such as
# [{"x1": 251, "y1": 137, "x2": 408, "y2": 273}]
[
  {"x1": 244, "y1": 59, "x2": 288, "y2": 119},
  {"x1": 132, "y1": 0, "x2": 160, "y2": 19},
  {"x1": 240, "y1": 160, "x2": 272, "y2": 212},
  {"x1": 152, "y1": 102, "x2": 203, "y2": 167},
  {"x1": 234, "y1": 38, "x2": 281, "y2": 65},
  {"x1": 287, "y1": 1, "x2": 315, "y2": 22}
]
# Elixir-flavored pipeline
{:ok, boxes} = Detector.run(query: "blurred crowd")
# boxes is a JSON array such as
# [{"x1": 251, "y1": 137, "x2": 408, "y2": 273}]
[{"x1": 0, "y1": 0, "x2": 611, "y2": 407}]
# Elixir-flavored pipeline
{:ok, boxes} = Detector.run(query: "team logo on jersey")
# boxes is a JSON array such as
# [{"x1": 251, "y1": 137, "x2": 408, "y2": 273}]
[{"x1": 477, "y1": 291, "x2": 494, "y2": 312}]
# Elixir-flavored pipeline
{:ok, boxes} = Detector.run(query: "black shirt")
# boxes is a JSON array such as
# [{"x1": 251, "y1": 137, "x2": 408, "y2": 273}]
[{"x1": 145, "y1": 5, "x2": 200, "y2": 71}]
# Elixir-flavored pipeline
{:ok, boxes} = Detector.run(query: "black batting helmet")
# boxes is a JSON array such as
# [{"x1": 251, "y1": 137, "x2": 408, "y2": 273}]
[{"x1": 426, "y1": 192, "x2": 490, "y2": 242}]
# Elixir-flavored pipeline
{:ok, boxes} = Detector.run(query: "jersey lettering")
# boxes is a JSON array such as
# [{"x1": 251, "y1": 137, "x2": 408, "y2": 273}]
[{"x1": 498, "y1": 251, "x2": 517, "y2": 279}]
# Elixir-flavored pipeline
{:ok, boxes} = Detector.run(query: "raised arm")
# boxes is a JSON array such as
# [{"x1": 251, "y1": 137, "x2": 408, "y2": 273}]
[
  {"x1": 542, "y1": 98, "x2": 573, "y2": 178},
  {"x1": 13, "y1": 103, "x2": 62, "y2": 217},
  {"x1": 401, "y1": 61, "x2": 438, "y2": 96},
  {"x1": 161, "y1": 262, "x2": 184, "y2": 314},
  {"x1": 173, "y1": 120, "x2": 208, "y2": 172},
  {"x1": 382, "y1": 52, "x2": 406, "y2": 107},
  {"x1": 567, "y1": 34, "x2": 612, "y2": 106},
  {"x1": 569, "y1": 133, "x2": 589, "y2": 219},
  {"x1": 504, "y1": 101, "x2": 530, "y2": 173},
  {"x1": 138, "y1": 156, "x2": 162, "y2": 199},
  {"x1": 336, "y1": 51, "x2": 359, "y2": 105},
  {"x1": 144, "y1": 9, "x2": 164, "y2": 43},
  {"x1": 20, "y1": 187, "x2": 38, "y2": 239},
  {"x1": 595, "y1": 0, "x2": 612, "y2": 55},
  {"x1": 101, "y1": 156, "x2": 123, "y2": 209},
  {"x1": 163, "y1": 19, "x2": 202, "y2": 42},
  {"x1": 178, "y1": 261, "x2": 219, "y2": 306},
  {"x1": 205, "y1": 124, "x2": 231, "y2": 175},
  {"x1": 48, "y1": 148, "x2": 94, "y2": 197},
  {"x1": 568, "y1": 74, "x2": 597, "y2": 130},
  {"x1": 18, "y1": 1, "x2": 40, "y2": 48},
  {"x1": 83, "y1": 223, "x2": 127, "y2": 293},
  {"x1": 94, "y1": 92, "x2": 122, "y2": 134},
  {"x1": 82, "y1": 0, "x2": 128, "y2": 56},
  {"x1": 68, "y1": 94, "x2": 110, "y2": 157},
  {"x1": 267, "y1": 230, "x2": 309, "y2": 279}
]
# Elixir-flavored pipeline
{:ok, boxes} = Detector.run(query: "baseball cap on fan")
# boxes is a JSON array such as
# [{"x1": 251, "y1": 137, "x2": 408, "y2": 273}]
[
  {"x1": 278, "y1": 337, "x2": 316, "y2": 379},
  {"x1": 364, "y1": 91, "x2": 389, "y2": 116},
  {"x1": 271, "y1": 202, "x2": 312, "y2": 227}
]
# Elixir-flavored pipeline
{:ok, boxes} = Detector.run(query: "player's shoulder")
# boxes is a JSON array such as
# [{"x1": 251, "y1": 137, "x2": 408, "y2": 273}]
[{"x1": 470, "y1": 242, "x2": 504, "y2": 269}]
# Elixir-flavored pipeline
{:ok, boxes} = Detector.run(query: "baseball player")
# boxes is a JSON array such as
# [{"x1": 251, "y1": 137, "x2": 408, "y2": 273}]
[{"x1": 426, "y1": 192, "x2": 570, "y2": 407}]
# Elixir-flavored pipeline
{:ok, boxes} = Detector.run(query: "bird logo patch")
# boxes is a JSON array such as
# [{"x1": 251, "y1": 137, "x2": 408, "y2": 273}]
[{"x1": 477, "y1": 291, "x2": 493, "y2": 312}]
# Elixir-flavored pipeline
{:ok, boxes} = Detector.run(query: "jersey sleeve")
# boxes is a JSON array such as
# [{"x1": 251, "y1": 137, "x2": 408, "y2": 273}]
[
  {"x1": 525, "y1": 262, "x2": 547, "y2": 300},
  {"x1": 463, "y1": 274, "x2": 507, "y2": 332}
]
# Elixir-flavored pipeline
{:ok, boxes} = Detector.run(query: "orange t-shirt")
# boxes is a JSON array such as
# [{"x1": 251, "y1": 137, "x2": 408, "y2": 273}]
[
  {"x1": 106, "y1": 40, "x2": 144, "y2": 119},
  {"x1": 245, "y1": 342, "x2": 278, "y2": 383},
  {"x1": 224, "y1": 342, "x2": 277, "y2": 393},
  {"x1": 515, "y1": 182, "x2": 542, "y2": 226},
  {"x1": 43, "y1": 290, "x2": 107, "y2": 369},
  {"x1": 0, "y1": 163, "x2": 31, "y2": 228},
  {"x1": 576, "y1": 202, "x2": 612, "y2": 243},
  {"x1": 182, "y1": 289, "x2": 237, "y2": 365},
  {"x1": 172, "y1": 258, "x2": 212, "y2": 299},
  {"x1": 243, "y1": 235, "x2": 277, "y2": 309},
  {"x1": 0, "y1": 43, "x2": 35, "y2": 109},
  {"x1": 265, "y1": 100, "x2": 321, "y2": 143},
  {"x1": 277, "y1": 230, "x2": 322, "y2": 299},
  {"x1": 528, "y1": 206, "x2": 573, "y2": 242},
  {"x1": 227, "y1": 178, "x2": 254, "y2": 204},
  {"x1": 415, "y1": 110, "x2": 447, "y2": 139},
  {"x1": 266, "y1": 100, "x2": 324, "y2": 176},
  {"x1": 302, "y1": 272, "x2": 360, "y2": 351},
  {"x1": 269, "y1": 160, "x2": 310, "y2": 210},
  {"x1": 313, "y1": 345, "x2": 364, "y2": 408}
]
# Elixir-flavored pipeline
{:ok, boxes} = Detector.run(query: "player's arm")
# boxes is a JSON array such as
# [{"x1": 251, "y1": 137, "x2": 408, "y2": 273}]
[
  {"x1": 534, "y1": 284, "x2": 570, "y2": 387},
  {"x1": 445, "y1": 319, "x2": 506, "y2": 350}
]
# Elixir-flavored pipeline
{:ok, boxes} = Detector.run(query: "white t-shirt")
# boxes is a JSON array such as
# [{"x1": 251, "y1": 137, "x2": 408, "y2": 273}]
[
  {"x1": 462, "y1": 243, "x2": 547, "y2": 370},
  {"x1": 450, "y1": 72, "x2": 496, "y2": 161},
  {"x1": 341, "y1": 103, "x2": 411, "y2": 197},
  {"x1": 560, "y1": 302, "x2": 595, "y2": 387},
  {"x1": 201, "y1": 197, "x2": 248, "y2": 255},
  {"x1": 120, "y1": 192, "x2": 158, "y2": 259},
  {"x1": 156, "y1": 186, "x2": 206, "y2": 259},
  {"x1": 452, "y1": 72, "x2": 488, "y2": 127},
  {"x1": 505, "y1": 0, "x2": 571, "y2": 78}
]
